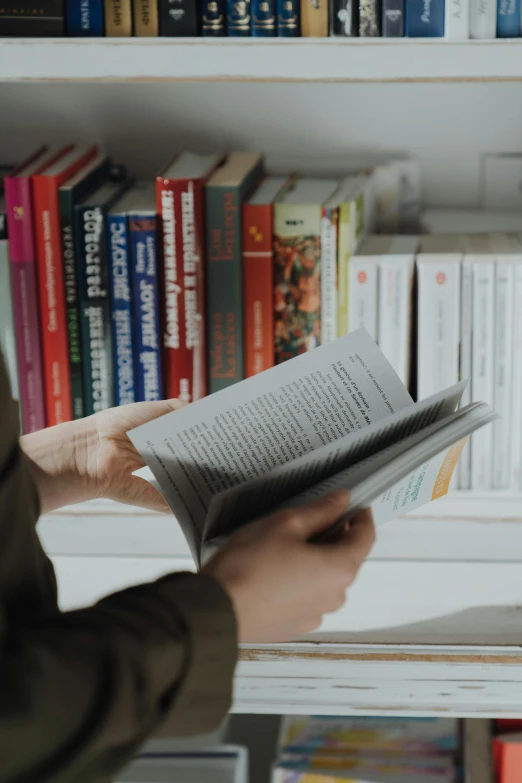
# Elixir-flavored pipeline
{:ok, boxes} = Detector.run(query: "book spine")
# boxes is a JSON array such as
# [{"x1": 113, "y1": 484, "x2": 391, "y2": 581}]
[
  {"x1": 348, "y1": 258, "x2": 379, "y2": 340},
  {"x1": 0, "y1": 241, "x2": 20, "y2": 402},
  {"x1": 406, "y1": 0, "x2": 444, "y2": 34},
  {"x1": 444, "y1": 0, "x2": 469, "y2": 37},
  {"x1": 337, "y1": 201, "x2": 352, "y2": 337},
  {"x1": 133, "y1": 0, "x2": 159, "y2": 32},
  {"x1": 359, "y1": 0, "x2": 381, "y2": 33},
  {"x1": 511, "y1": 262, "x2": 522, "y2": 489},
  {"x1": 59, "y1": 191, "x2": 84, "y2": 420},
  {"x1": 277, "y1": 0, "x2": 300, "y2": 31},
  {"x1": 471, "y1": 260, "x2": 495, "y2": 490},
  {"x1": 497, "y1": 0, "x2": 520, "y2": 36},
  {"x1": 159, "y1": 0, "x2": 199, "y2": 33},
  {"x1": 206, "y1": 185, "x2": 244, "y2": 391},
  {"x1": 300, "y1": 0, "x2": 328, "y2": 33},
  {"x1": 202, "y1": 0, "x2": 227, "y2": 33},
  {"x1": 320, "y1": 206, "x2": 338, "y2": 345},
  {"x1": 107, "y1": 213, "x2": 136, "y2": 406},
  {"x1": 129, "y1": 213, "x2": 163, "y2": 403},
  {"x1": 492, "y1": 261, "x2": 514, "y2": 489},
  {"x1": 66, "y1": 0, "x2": 105, "y2": 34},
  {"x1": 157, "y1": 178, "x2": 207, "y2": 402},
  {"x1": 252, "y1": 0, "x2": 276, "y2": 33},
  {"x1": 470, "y1": 0, "x2": 496, "y2": 36},
  {"x1": 105, "y1": 0, "x2": 133, "y2": 34},
  {"x1": 382, "y1": 0, "x2": 404, "y2": 34},
  {"x1": 243, "y1": 201, "x2": 274, "y2": 377},
  {"x1": 75, "y1": 205, "x2": 114, "y2": 416},
  {"x1": 378, "y1": 256, "x2": 415, "y2": 388},
  {"x1": 227, "y1": 0, "x2": 251, "y2": 33},
  {"x1": 0, "y1": 0, "x2": 65, "y2": 35},
  {"x1": 330, "y1": 0, "x2": 357, "y2": 33},
  {"x1": 33, "y1": 177, "x2": 72, "y2": 426},
  {"x1": 458, "y1": 258, "x2": 472, "y2": 490}
]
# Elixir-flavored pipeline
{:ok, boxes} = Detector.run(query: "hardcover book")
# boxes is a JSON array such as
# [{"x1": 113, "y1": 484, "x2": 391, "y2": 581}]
[
  {"x1": 4, "y1": 147, "x2": 61, "y2": 433},
  {"x1": 252, "y1": 0, "x2": 276, "y2": 33},
  {"x1": 0, "y1": 0, "x2": 64, "y2": 35},
  {"x1": 273, "y1": 177, "x2": 340, "y2": 363},
  {"x1": 205, "y1": 152, "x2": 264, "y2": 393},
  {"x1": 348, "y1": 238, "x2": 380, "y2": 341},
  {"x1": 359, "y1": 0, "x2": 381, "y2": 34},
  {"x1": 243, "y1": 176, "x2": 291, "y2": 377},
  {"x1": 66, "y1": 0, "x2": 105, "y2": 35},
  {"x1": 227, "y1": 0, "x2": 251, "y2": 33},
  {"x1": 202, "y1": 0, "x2": 226, "y2": 33},
  {"x1": 444, "y1": 0, "x2": 469, "y2": 37},
  {"x1": 105, "y1": 0, "x2": 133, "y2": 34},
  {"x1": 277, "y1": 0, "x2": 300, "y2": 32},
  {"x1": 74, "y1": 178, "x2": 131, "y2": 416},
  {"x1": 301, "y1": 0, "x2": 328, "y2": 34},
  {"x1": 406, "y1": 0, "x2": 444, "y2": 35},
  {"x1": 32, "y1": 143, "x2": 98, "y2": 427},
  {"x1": 157, "y1": 151, "x2": 223, "y2": 402},
  {"x1": 470, "y1": 0, "x2": 496, "y2": 36},
  {"x1": 330, "y1": 0, "x2": 357, "y2": 33},
  {"x1": 382, "y1": 0, "x2": 404, "y2": 34},
  {"x1": 0, "y1": 221, "x2": 19, "y2": 402},
  {"x1": 497, "y1": 0, "x2": 520, "y2": 36},
  {"x1": 159, "y1": 0, "x2": 199, "y2": 33},
  {"x1": 133, "y1": 0, "x2": 159, "y2": 33},
  {"x1": 128, "y1": 186, "x2": 164, "y2": 404}
]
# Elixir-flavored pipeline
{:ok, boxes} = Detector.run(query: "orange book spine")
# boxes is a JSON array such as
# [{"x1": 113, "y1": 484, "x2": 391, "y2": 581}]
[
  {"x1": 300, "y1": 0, "x2": 328, "y2": 34},
  {"x1": 32, "y1": 146, "x2": 97, "y2": 426},
  {"x1": 243, "y1": 202, "x2": 274, "y2": 377}
]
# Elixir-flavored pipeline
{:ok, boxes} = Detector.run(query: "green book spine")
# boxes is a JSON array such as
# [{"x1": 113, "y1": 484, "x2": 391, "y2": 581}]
[{"x1": 59, "y1": 158, "x2": 111, "y2": 420}]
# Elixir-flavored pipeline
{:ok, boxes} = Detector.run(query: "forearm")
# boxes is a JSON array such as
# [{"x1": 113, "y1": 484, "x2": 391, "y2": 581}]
[{"x1": 19, "y1": 419, "x2": 98, "y2": 514}]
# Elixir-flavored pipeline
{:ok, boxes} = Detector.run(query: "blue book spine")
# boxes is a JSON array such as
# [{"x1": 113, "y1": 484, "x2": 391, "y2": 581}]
[
  {"x1": 497, "y1": 0, "x2": 520, "y2": 36},
  {"x1": 252, "y1": 0, "x2": 276, "y2": 33},
  {"x1": 202, "y1": 0, "x2": 227, "y2": 34},
  {"x1": 277, "y1": 0, "x2": 300, "y2": 33},
  {"x1": 129, "y1": 212, "x2": 163, "y2": 403},
  {"x1": 66, "y1": 0, "x2": 105, "y2": 35},
  {"x1": 107, "y1": 213, "x2": 136, "y2": 407},
  {"x1": 227, "y1": 0, "x2": 251, "y2": 33},
  {"x1": 406, "y1": 0, "x2": 444, "y2": 34}
]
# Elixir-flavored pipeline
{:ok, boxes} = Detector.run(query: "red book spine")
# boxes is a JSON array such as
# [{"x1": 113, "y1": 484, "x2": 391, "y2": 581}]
[
  {"x1": 4, "y1": 174, "x2": 47, "y2": 433},
  {"x1": 243, "y1": 201, "x2": 274, "y2": 377},
  {"x1": 156, "y1": 176, "x2": 208, "y2": 403}
]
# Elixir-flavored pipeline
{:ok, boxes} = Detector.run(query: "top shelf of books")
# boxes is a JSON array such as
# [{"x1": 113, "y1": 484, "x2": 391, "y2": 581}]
[{"x1": 3, "y1": 38, "x2": 522, "y2": 83}]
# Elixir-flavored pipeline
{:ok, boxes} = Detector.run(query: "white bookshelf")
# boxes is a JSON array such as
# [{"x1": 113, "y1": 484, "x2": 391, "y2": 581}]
[{"x1": 4, "y1": 39, "x2": 522, "y2": 717}]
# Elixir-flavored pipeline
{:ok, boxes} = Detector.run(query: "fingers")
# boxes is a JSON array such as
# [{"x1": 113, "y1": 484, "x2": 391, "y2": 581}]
[
  {"x1": 276, "y1": 490, "x2": 350, "y2": 539},
  {"x1": 333, "y1": 507, "x2": 376, "y2": 572},
  {"x1": 109, "y1": 476, "x2": 171, "y2": 514}
]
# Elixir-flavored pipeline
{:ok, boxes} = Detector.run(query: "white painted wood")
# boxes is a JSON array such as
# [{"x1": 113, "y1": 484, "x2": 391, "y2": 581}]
[{"x1": 3, "y1": 39, "x2": 522, "y2": 83}]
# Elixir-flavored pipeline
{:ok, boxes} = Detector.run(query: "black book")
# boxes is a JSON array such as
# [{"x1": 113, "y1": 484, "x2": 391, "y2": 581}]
[
  {"x1": 330, "y1": 0, "x2": 357, "y2": 34},
  {"x1": 159, "y1": 0, "x2": 199, "y2": 34},
  {"x1": 0, "y1": 0, "x2": 64, "y2": 36},
  {"x1": 382, "y1": 0, "x2": 403, "y2": 34}
]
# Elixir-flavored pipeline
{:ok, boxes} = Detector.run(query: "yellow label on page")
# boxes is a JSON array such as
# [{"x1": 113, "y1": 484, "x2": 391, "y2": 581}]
[{"x1": 432, "y1": 438, "x2": 468, "y2": 500}]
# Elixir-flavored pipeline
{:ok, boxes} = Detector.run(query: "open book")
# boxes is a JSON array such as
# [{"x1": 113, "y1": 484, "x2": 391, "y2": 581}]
[{"x1": 129, "y1": 331, "x2": 497, "y2": 566}]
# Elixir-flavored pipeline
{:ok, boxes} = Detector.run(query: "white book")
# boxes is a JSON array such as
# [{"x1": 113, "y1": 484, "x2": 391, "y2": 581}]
[
  {"x1": 459, "y1": 258, "x2": 473, "y2": 490},
  {"x1": 511, "y1": 254, "x2": 522, "y2": 489},
  {"x1": 470, "y1": 0, "x2": 496, "y2": 38},
  {"x1": 492, "y1": 236, "x2": 520, "y2": 489},
  {"x1": 417, "y1": 237, "x2": 462, "y2": 402},
  {"x1": 377, "y1": 236, "x2": 419, "y2": 387},
  {"x1": 348, "y1": 236, "x2": 382, "y2": 341},
  {"x1": 468, "y1": 236, "x2": 496, "y2": 490},
  {"x1": 445, "y1": 0, "x2": 470, "y2": 37}
]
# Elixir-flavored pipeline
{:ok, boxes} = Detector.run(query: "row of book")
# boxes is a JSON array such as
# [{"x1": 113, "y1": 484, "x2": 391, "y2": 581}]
[{"x1": 0, "y1": 0, "x2": 519, "y2": 38}]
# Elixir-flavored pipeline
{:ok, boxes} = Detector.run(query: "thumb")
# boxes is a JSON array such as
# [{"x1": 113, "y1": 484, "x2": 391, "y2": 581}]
[
  {"x1": 279, "y1": 490, "x2": 350, "y2": 540},
  {"x1": 108, "y1": 398, "x2": 186, "y2": 432}
]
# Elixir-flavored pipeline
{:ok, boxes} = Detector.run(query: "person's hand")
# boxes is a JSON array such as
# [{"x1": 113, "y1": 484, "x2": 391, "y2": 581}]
[
  {"x1": 20, "y1": 400, "x2": 184, "y2": 514},
  {"x1": 203, "y1": 490, "x2": 375, "y2": 644}
]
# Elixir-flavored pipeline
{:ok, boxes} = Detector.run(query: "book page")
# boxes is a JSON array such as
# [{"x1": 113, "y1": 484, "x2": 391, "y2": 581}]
[{"x1": 128, "y1": 330, "x2": 411, "y2": 552}]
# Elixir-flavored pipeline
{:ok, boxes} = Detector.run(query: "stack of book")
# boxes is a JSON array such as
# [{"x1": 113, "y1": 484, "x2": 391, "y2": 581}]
[
  {"x1": 273, "y1": 716, "x2": 460, "y2": 783},
  {"x1": 0, "y1": 0, "x2": 518, "y2": 39}
]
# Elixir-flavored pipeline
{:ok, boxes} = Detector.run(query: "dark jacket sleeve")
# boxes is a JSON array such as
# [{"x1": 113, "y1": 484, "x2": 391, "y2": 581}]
[{"x1": 0, "y1": 358, "x2": 237, "y2": 783}]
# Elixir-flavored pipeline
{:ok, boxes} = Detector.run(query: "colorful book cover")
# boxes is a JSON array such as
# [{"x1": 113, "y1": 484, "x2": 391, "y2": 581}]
[
  {"x1": 32, "y1": 144, "x2": 98, "y2": 427},
  {"x1": 406, "y1": 0, "x2": 444, "y2": 34},
  {"x1": 274, "y1": 177, "x2": 339, "y2": 363},
  {"x1": 159, "y1": 0, "x2": 199, "y2": 33},
  {"x1": 301, "y1": 0, "x2": 328, "y2": 33},
  {"x1": 359, "y1": 0, "x2": 381, "y2": 33},
  {"x1": 105, "y1": 0, "x2": 133, "y2": 34},
  {"x1": 252, "y1": 0, "x2": 276, "y2": 32},
  {"x1": 205, "y1": 152, "x2": 264, "y2": 393},
  {"x1": 129, "y1": 196, "x2": 163, "y2": 404},
  {"x1": 157, "y1": 152, "x2": 223, "y2": 403},
  {"x1": 227, "y1": 0, "x2": 251, "y2": 33},
  {"x1": 202, "y1": 0, "x2": 227, "y2": 33},
  {"x1": 107, "y1": 188, "x2": 139, "y2": 407},
  {"x1": 336, "y1": 176, "x2": 368, "y2": 337},
  {"x1": 0, "y1": 0, "x2": 65, "y2": 35},
  {"x1": 133, "y1": 0, "x2": 159, "y2": 33},
  {"x1": 4, "y1": 147, "x2": 63, "y2": 433},
  {"x1": 382, "y1": 0, "x2": 404, "y2": 34},
  {"x1": 243, "y1": 176, "x2": 291, "y2": 377},
  {"x1": 58, "y1": 152, "x2": 114, "y2": 420},
  {"x1": 277, "y1": 0, "x2": 300, "y2": 32},
  {"x1": 74, "y1": 178, "x2": 130, "y2": 416},
  {"x1": 497, "y1": 0, "x2": 520, "y2": 36},
  {"x1": 66, "y1": 0, "x2": 105, "y2": 34}
]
